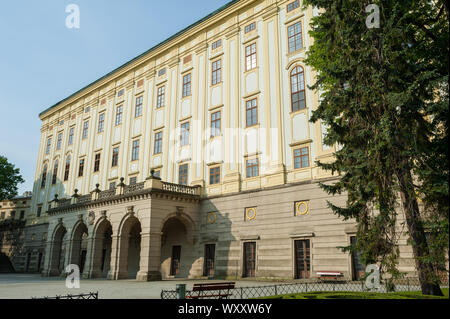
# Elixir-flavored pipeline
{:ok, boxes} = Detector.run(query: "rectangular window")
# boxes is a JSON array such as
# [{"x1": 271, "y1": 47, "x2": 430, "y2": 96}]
[
  {"x1": 131, "y1": 140, "x2": 140, "y2": 161},
  {"x1": 56, "y1": 133, "x2": 62, "y2": 150},
  {"x1": 153, "y1": 170, "x2": 161, "y2": 178},
  {"x1": 93, "y1": 153, "x2": 101, "y2": 172},
  {"x1": 246, "y1": 158, "x2": 259, "y2": 178},
  {"x1": 20, "y1": 211, "x2": 25, "y2": 220},
  {"x1": 178, "y1": 164, "x2": 188, "y2": 185},
  {"x1": 111, "y1": 147, "x2": 119, "y2": 167},
  {"x1": 211, "y1": 111, "x2": 221, "y2": 137},
  {"x1": 288, "y1": 21, "x2": 303, "y2": 53},
  {"x1": 45, "y1": 138, "x2": 52, "y2": 154},
  {"x1": 212, "y1": 59, "x2": 222, "y2": 85},
  {"x1": 158, "y1": 68, "x2": 166, "y2": 77},
  {"x1": 244, "y1": 22, "x2": 256, "y2": 33},
  {"x1": 212, "y1": 39, "x2": 222, "y2": 50},
  {"x1": 294, "y1": 147, "x2": 309, "y2": 169},
  {"x1": 109, "y1": 182, "x2": 116, "y2": 190},
  {"x1": 52, "y1": 161, "x2": 58, "y2": 184},
  {"x1": 98, "y1": 113, "x2": 105, "y2": 133},
  {"x1": 10, "y1": 211, "x2": 16, "y2": 219},
  {"x1": 64, "y1": 158, "x2": 70, "y2": 181},
  {"x1": 115, "y1": 105, "x2": 123, "y2": 126},
  {"x1": 36, "y1": 207, "x2": 42, "y2": 218},
  {"x1": 68, "y1": 127, "x2": 74, "y2": 145},
  {"x1": 245, "y1": 43, "x2": 257, "y2": 71},
  {"x1": 156, "y1": 86, "x2": 165, "y2": 108},
  {"x1": 246, "y1": 98, "x2": 258, "y2": 127},
  {"x1": 129, "y1": 176, "x2": 137, "y2": 185},
  {"x1": 78, "y1": 159, "x2": 85, "y2": 177},
  {"x1": 209, "y1": 166, "x2": 220, "y2": 185},
  {"x1": 117, "y1": 89, "x2": 124, "y2": 97},
  {"x1": 180, "y1": 122, "x2": 190, "y2": 146},
  {"x1": 135, "y1": 96, "x2": 143, "y2": 117},
  {"x1": 0, "y1": 212, "x2": 5, "y2": 220},
  {"x1": 154, "y1": 132, "x2": 162, "y2": 154},
  {"x1": 82, "y1": 121, "x2": 89, "y2": 139},
  {"x1": 182, "y1": 73, "x2": 191, "y2": 97},
  {"x1": 287, "y1": 0, "x2": 300, "y2": 12}
]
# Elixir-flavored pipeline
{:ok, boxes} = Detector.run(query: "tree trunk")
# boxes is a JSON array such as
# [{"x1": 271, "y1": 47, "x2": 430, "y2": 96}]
[{"x1": 396, "y1": 162, "x2": 443, "y2": 296}]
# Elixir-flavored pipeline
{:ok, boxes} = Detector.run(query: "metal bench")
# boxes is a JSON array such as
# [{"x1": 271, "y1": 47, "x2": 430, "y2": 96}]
[
  {"x1": 186, "y1": 282, "x2": 235, "y2": 299},
  {"x1": 316, "y1": 271, "x2": 344, "y2": 281}
]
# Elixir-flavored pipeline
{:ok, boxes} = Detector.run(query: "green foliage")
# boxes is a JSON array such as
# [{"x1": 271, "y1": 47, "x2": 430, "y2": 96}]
[
  {"x1": 0, "y1": 155, "x2": 24, "y2": 201},
  {"x1": 303, "y1": 0, "x2": 448, "y2": 288}
]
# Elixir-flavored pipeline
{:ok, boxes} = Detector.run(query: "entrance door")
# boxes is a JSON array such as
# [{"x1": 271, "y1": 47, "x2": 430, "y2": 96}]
[
  {"x1": 79, "y1": 250, "x2": 87, "y2": 274},
  {"x1": 203, "y1": 244, "x2": 215, "y2": 277},
  {"x1": 37, "y1": 253, "x2": 43, "y2": 273},
  {"x1": 350, "y1": 236, "x2": 365, "y2": 280},
  {"x1": 294, "y1": 239, "x2": 310, "y2": 279},
  {"x1": 243, "y1": 242, "x2": 256, "y2": 277},
  {"x1": 170, "y1": 245, "x2": 181, "y2": 276}
]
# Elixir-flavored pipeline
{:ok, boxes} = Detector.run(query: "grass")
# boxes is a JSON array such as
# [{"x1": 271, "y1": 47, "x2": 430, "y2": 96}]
[{"x1": 263, "y1": 288, "x2": 449, "y2": 299}]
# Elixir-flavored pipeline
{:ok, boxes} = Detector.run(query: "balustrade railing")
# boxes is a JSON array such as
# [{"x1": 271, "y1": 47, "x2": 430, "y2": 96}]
[{"x1": 161, "y1": 181, "x2": 200, "y2": 195}]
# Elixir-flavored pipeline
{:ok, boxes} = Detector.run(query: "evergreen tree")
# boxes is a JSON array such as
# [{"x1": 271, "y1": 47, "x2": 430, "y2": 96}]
[{"x1": 304, "y1": 0, "x2": 448, "y2": 295}]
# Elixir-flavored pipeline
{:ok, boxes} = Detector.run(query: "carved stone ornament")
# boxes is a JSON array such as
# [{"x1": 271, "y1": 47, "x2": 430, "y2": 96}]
[{"x1": 87, "y1": 211, "x2": 95, "y2": 225}]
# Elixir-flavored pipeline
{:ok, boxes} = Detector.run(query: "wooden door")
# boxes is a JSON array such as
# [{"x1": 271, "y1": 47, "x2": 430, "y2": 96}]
[
  {"x1": 243, "y1": 242, "x2": 256, "y2": 277},
  {"x1": 170, "y1": 245, "x2": 181, "y2": 276},
  {"x1": 294, "y1": 239, "x2": 310, "y2": 279},
  {"x1": 203, "y1": 244, "x2": 215, "y2": 277}
]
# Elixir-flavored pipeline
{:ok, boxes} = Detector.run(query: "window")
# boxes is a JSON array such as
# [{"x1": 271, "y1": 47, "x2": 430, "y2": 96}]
[
  {"x1": 20, "y1": 211, "x2": 25, "y2": 220},
  {"x1": 246, "y1": 98, "x2": 258, "y2": 127},
  {"x1": 179, "y1": 164, "x2": 188, "y2": 185},
  {"x1": 64, "y1": 156, "x2": 70, "y2": 181},
  {"x1": 135, "y1": 96, "x2": 143, "y2": 117},
  {"x1": 98, "y1": 113, "x2": 105, "y2": 133},
  {"x1": 290, "y1": 66, "x2": 306, "y2": 111},
  {"x1": 111, "y1": 147, "x2": 119, "y2": 167},
  {"x1": 41, "y1": 164, "x2": 47, "y2": 188},
  {"x1": 117, "y1": 89, "x2": 124, "y2": 97},
  {"x1": 246, "y1": 158, "x2": 259, "y2": 178},
  {"x1": 209, "y1": 166, "x2": 220, "y2": 185},
  {"x1": 109, "y1": 182, "x2": 116, "y2": 190},
  {"x1": 211, "y1": 111, "x2": 221, "y2": 137},
  {"x1": 56, "y1": 133, "x2": 63, "y2": 150},
  {"x1": 212, "y1": 59, "x2": 222, "y2": 85},
  {"x1": 68, "y1": 127, "x2": 74, "y2": 145},
  {"x1": 212, "y1": 39, "x2": 222, "y2": 50},
  {"x1": 36, "y1": 206, "x2": 42, "y2": 218},
  {"x1": 180, "y1": 122, "x2": 190, "y2": 146},
  {"x1": 153, "y1": 170, "x2": 161, "y2": 178},
  {"x1": 287, "y1": 0, "x2": 300, "y2": 12},
  {"x1": 158, "y1": 68, "x2": 166, "y2": 77},
  {"x1": 84, "y1": 106, "x2": 90, "y2": 113},
  {"x1": 131, "y1": 140, "x2": 140, "y2": 161},
  {"x1": 0, "y1": 212, "x2": 4, "y2": 220},
  {"x1": 245, "y1": 43, "x2": 257, "y2": 71},
  {"x1": 52, "y1": 160, "x2": 58, "y2": 184},
  {"x1": 93, "y1": 153, "x2": 101, "y2": 172},
  {"x1": 45, "y1": 138, "x2": 52, "y2": 154},
  {"x1": 245, "y1": 22, "x2": 256, "y2": 33},
  {"x1": 10, "y1": 211, "x2": 15, "y2": 219},
  {"x1": 129, "y1": 176, "x2": 137, "y2": 185},
  {"x1": 82, "y1": 121, "x2": 89, "y2": 139},
  {"x1": 182, "y1": 73, "x2": 191, "y2": 97},
  {"x1": 294, "y1": 147, "x2": 309, "y2": 168},
  {"x1": 78, "y1": 159, "x2": 85, "y2": 177},
  {"x1": 288, "y1": 21, "x2": 303, "y2": 53},
  {"x1": 156, "y1": 86, "x2": 165, "y2": 108},
  {"x1": 115, "y1": 105, "x2": 123, "y2": 126},
  {"x1": 154, "y1": 132, "x2": 162, "y2": 154}
]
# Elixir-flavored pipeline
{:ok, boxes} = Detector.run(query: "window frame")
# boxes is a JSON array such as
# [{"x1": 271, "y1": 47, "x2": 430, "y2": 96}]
[
  {"x1": 45, "y1": 138, "x2": 52, "y2": 154},
  {"x1": 293, "y1": 146, "x2": 310, "y2": 169},
  {"x1": 64, "y1": 156, "x2": 71, "y2": 181},
  {"x1": 154, "y1": 131, "x2": 163, "y2": 154},
  {"x1": 245, "y1": 98, "x2": 258, "y2": 127},
  {"x1": 182, "y1": 73, "x2": 192, "y2": 97},
  {"x1": 290, "y1": 65, "x2": 307, "y2": 112},
  {"x1": 135, "y1": 95, "x2": 143, "y2": 118},
  {"x1": 287, "y1": 21, "x2": 303, "y2": 54},
  {"x1": 244, "y1": 22, "x2": 256, "y2": 34},
  {"x1": 115, "y1": 104, "x2": 123, "y2": 126},
  {"x1": 156, "y1": 85, "x2": 165, "y2": 108},
  {"x1": 131, "y1": 139, "x2": 140, "y2": 161},
  {"x1": 209, "y1": 166, "x2": 221, "y2": 185},
  {"x1": 180, "y1": 122, "x2": 190, "y2": 146},
  {"x1": 211, "y1": 59, "x2": 222, "y2": 86},
  {"x1": 93, "y1": 153, "x2": 101, "y2": 172},
  {"x1": 245, "y1": 43, "x2": 257, "y2": 71},
  {"x1": 78, "y1": 158, "x2": 85, "y2": 177},
  {"x1": 52, "y1": 160, "x2": 59, "y2": 184},
  {"x1": 111, "y1": 147, "x2": 119, "y2": 167},
  {"x1": 178, "y1": 163, "x2": 188, "y2": 185},
  {"x1": 286, "y1": 0, "x2": 300, "y2": 12},
  {"x1": 56, "y1": 133, "x2": 63, "y2": 150},
  {"x1": 82, "y1": 121, "x2": 89, "y2": 139},
  {"x1": 68, "y1": 127, "x2": 74, "y2": 146},
  {"x1": 211, "y1": 111, "x2": 221, "y2": 137},
  {"x1": 246, "y1": 158, "x2": 259, "y2": 178},
  {"x1": 97, "y1": 113, "x2": 105, "y2": 133}
]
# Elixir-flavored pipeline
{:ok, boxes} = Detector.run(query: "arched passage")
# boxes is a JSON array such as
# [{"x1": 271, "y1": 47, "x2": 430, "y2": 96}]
[
  {"x1": 48, "y1": 224, "x2": 67, "y2": 276},
  {"x1": 160, "y1": 215, "x2": 195, "y2": 278},
  {"x1": 117, "y1": 216, "x2": 141, "y2": 279},
  {"x1": 70, "y1": 222, "x2": 88, "y2": 273}
]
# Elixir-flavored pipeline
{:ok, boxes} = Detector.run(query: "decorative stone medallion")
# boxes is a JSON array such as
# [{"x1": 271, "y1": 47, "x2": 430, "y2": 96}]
[
  {"x1": 295, "y1": 201, "x2": 309, "y2": 216},
  {"x1": 87, "y1": 211, "x2": 95, "y2": 225},
  {"x1": 245, "y1": 207, "x2": 257, "y2": 221},
  {"x1": 207, "y1": 212, "x2": 216, "y2": 224}
]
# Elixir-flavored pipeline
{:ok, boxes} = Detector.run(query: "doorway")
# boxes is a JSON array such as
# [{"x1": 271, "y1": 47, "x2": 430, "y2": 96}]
[
  {"x1": 170, "y1": 245, "x2": 181, "y2": 276},
  {"x1": 294, "y1": 239, "x2": 310, "y2": 279},
  {"x1": 243, "y1": 242, "x2": 256, "y2": 278}
]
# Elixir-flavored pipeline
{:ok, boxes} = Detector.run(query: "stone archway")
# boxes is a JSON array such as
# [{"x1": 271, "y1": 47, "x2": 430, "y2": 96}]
[
  {"x1": 89, "y1": 218, "x2": 113, "y2": 278},
  {"x1": 160, "y1": 215, "x2": 196, "y2": 278},
  {"x1": 69, "y1": 221, "x2": 88, "y2": 273},
  {"x1": 115, "y1": 215, "x2": 142, "y2": 280},
  {"x1": 47, "y1": 224, "x2": 67, "y2": 276}
]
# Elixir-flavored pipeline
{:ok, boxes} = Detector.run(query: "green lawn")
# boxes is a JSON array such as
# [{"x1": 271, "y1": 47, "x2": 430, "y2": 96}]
[{"x1": 263, "y1": 288, "x2": 449, "y2": 299}]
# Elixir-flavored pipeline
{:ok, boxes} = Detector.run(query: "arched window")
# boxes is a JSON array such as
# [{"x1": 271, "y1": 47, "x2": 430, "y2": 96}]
[
  {"x1": 64, "y1": 156, "x2": 71, "y2": 181},
  {"x1": 41, "y1": 164, "x2": 48, "y2": 188},
  {"x1": 52, "y1": 160, "x2": 59, "y2": 185},
  {"x1": 290, "y1": 66, "x2": 306, "y2": 112}
]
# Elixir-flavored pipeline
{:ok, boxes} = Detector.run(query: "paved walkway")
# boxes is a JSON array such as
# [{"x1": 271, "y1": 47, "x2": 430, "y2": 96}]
[{"x1": 0, "y1": 274, "x2": 282, "y2": 299}]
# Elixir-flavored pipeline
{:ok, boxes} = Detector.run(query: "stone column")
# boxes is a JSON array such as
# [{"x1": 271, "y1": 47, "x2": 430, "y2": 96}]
[
  {"x1": 82, "y1": 235, "x2": 97, "y2": 279},
  {"x1": 42, "y1": 240, "x2": 60, "y2": 277},
  {"x1": 136, "y1": 231, "x2": 163, "y2": 281},
  {"x1": 107, "y1": 234, "x2": 129, "y2": 280}
]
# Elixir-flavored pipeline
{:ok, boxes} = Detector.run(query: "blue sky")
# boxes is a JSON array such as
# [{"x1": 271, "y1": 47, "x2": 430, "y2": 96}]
[{"x1": 0, "y1": 0, "x2": 231, "y2": 195}]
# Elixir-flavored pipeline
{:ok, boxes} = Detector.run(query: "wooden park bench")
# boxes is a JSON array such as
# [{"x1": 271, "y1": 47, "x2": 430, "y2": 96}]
[
  {"x1": 316, "y1": 271, "x2": 345, "y2": 282},
  {"x1": 186, "y1": 282, "x2": 235, "y2": 299}
]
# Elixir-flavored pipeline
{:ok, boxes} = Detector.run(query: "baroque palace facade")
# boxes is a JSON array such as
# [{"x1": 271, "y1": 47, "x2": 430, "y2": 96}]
[{"x1": 17, "y1": 0, "x2": 417, "y2": 280}]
